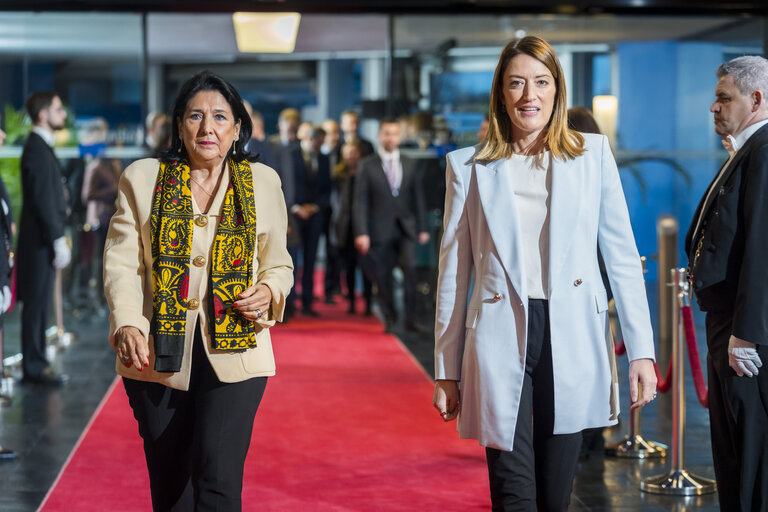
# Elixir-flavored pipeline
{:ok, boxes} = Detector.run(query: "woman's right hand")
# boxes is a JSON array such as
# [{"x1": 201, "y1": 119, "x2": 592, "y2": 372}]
[
  {"x1": 113, "y1": 326, "x2": 149, "y2": 371},
  {"x1": 433, "y1": 379, "x2": 460, "y2": 422}
]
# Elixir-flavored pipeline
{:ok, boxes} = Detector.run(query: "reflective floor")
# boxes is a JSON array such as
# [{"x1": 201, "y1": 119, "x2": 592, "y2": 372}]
[{"x1": 0, "y1": 288, "x2": 719, "y2": 511}]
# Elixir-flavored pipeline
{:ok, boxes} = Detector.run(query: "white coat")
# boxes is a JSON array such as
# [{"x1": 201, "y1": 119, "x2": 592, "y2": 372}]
[{"x1": 434, "y1": 133, "x2": 655, "y2": 451}]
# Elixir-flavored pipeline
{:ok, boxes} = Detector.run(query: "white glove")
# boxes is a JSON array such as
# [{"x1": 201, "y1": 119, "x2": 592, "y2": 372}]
[
  {"x1": 0, "y1": 285, "x2": 10, "y2": 313},
  {"x1": 53, "y1": 236, "x2": 71, "y2": 269},
  {"x1": 728, "y1": 336, "x2": 762, "y2": 377}
]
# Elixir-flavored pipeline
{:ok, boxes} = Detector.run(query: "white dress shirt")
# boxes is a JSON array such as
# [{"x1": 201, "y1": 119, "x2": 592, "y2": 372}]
[
  {"x1": 32, "y1": 126, "x2": 55, "y2": 147},
  {"x1": 507, "y1": 152, "x2": 552, "y2": 299},
  {"x1": 691, "y1": 118, "x2": 768, "y2": 243},
  {"x1": 379, "y1": 148, "x2": 403, "y2": 196}
]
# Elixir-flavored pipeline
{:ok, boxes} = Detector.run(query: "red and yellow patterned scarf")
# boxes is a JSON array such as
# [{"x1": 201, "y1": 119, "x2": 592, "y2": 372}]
[{"x1": 150, "y1": 158, "x2": 257, "y2": 372}]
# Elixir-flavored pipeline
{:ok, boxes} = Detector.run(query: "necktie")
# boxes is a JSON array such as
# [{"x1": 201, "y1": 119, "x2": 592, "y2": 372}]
[{"x1": 385, "y1": 158, "x2": 397, "y2": 191}]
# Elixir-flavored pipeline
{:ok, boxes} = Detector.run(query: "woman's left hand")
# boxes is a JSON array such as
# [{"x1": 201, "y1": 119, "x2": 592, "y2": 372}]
[
  {"x1": 234, "y1": 283, "x2": 272, "y2": 322},
  {"x1": 628, "y1": 358, "x2": 657, "y2": 410}
]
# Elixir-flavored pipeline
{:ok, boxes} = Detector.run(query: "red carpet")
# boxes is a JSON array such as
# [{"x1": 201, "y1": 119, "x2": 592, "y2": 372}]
[{"x1": 39, "y1": 298, "x2": 489, "y2": 511}]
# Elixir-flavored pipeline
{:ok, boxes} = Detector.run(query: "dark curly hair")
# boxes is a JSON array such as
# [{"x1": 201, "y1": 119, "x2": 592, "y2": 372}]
[{"x1": 161, "y1": 70, "x2": 255, "y2": 163}]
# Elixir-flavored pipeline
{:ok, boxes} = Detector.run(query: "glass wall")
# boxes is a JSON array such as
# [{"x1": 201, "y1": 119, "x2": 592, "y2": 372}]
[{"x1": 0, "y1": 11, "x2": 764, "y2": 284}]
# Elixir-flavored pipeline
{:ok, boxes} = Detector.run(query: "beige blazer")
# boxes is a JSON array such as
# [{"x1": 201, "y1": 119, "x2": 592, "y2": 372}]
[{"x1": 103, "y1": 158, "x2": 294, "y2": 391}]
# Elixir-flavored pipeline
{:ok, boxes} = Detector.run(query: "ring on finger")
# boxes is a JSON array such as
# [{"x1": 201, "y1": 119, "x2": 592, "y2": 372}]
[
  {"x1": 255, "y1": 308, "x2": 263, "y2": 319},
  {"x1": 121, "y1": 355, "x2": 130, "y2": 362}
]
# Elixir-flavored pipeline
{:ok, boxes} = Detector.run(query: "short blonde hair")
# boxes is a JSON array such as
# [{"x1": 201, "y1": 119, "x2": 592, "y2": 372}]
[{"x1": 476, "y1": 36, "x2": 584, "y2": 162}]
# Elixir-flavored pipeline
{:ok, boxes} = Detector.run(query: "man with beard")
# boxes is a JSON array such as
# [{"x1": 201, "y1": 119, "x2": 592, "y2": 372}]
[{"x1": 18, "y1": 91, "x2": 71, "y2": 386}]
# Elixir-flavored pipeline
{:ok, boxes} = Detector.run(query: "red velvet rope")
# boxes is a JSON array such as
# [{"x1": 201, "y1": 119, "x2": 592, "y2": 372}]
[
  {"x1": 612, "y1": 305, "x2": 707, "y2": 406},
  {"x1": 613, "y1": 335, "x2": 626, "y2": 356},
  {"x1": 681, "y1": 305, "x2": 709, "y2": 408},
  {"x1": 654, "y1": 355, "x2": 674, "y2": 393},
  {"x1": 613, "y1": 335, "x2": 672, "y2": 392}
]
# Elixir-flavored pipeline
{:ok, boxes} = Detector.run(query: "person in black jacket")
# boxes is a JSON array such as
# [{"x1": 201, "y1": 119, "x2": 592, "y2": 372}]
[
  {"x1": 0, "y1": 121, "x2": 17, "y2": 460},
  {"x1": 295, "y1": 124, "x2": 331, "y2": 316},
  {"x1": 353, "y1": 118, "x2": 429, "y2": 333},
  {"x1": 685, "y1": 55, "x2": 768, "y2": 511},
  {"x1": 0, "y1": 126, "x2": 13, "y2": 316},
  {"x1": 333, "y1": 140, "x2": 372, "y2": 315},
  {"x1": 18, "y1": 91, "x2": 71, "y2": 386}
]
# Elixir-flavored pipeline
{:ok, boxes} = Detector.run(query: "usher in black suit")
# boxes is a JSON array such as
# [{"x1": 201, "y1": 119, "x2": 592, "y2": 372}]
[
  {"x1": 685, "y1": 121, "x2": 768, "y2": 511},
  {"x1": 18, "y1": 132, "x2": 68, "y2": 379},
  {"x1": 353, "y1": 153, "x2": 426, "y2": 327}
]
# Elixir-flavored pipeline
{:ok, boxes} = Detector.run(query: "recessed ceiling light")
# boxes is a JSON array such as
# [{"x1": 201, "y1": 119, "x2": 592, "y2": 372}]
[{"x1": 232, "y1": 12, "x2": 301, "y2": 54}]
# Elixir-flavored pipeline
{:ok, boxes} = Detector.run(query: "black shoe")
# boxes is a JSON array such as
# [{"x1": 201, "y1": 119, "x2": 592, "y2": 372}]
[
  {"x1": 347, "y1": 303, "x2": 356, "y2": 315},
  {"x1": 324, "y1": 296, "x2": 336, "y2": 305},
  {"x1": 22, "y1": 369, "x2": 68, "y2": 387},
  {"x1": 302, "y1": 308, "x2": 319, "y2": 317},
  {"x1": 405, "y1": 320, "x2": 430, "y2": 335},
  {"x1": 384, "y1": 319, "x2": 396, "y2": 333}
]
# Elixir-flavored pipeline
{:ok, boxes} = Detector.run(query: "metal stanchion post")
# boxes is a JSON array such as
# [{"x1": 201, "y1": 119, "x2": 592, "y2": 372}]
[
  {"x1": 657, "y1": 216, "x2": 678, "y2": 372},
  {"x1": 641, "y1": 268, "x2": 716, "y2": 495},
  {"x1": 606, "y1": 256, "x2": 667, "y2": 459},
  {"x1": 605, "y1": 385, "x2": 668, "y2": 458}
]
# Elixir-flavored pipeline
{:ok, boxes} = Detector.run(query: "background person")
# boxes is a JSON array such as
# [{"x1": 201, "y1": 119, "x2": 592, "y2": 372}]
[
  {"x1": 684, "y1": 55, "x2": 768, "y2": 512},
  {"x1": 18, "y1": 91, "x2": 71, "y2": 387},
  {"x1": 242, "y1": 101, "x2": 276, "y2": 169},
  {"x1": 296, "y1": 124, "x2": 330, "y2": 316},
  {"x1": 322, "y1": 119, "x2": 344, "y2": 303},
  {"x1": 340, "y1": 109, "x2": 374, "y2": 157},
  {"x1": 433, "y1": 36, "x2": 657, "y2": 511},
  {"x1": 269, "y1": 107, "x2": 304, "y2": 320},
  {"x1": 353, "y1": 118, "x2": 429, "y2": 333},
  {"x1": 104, "y1": 71, "x2": 293, "y2": 511},
  {"x1": 333, "y1": 141, "x2": 373, "y2": 315}
]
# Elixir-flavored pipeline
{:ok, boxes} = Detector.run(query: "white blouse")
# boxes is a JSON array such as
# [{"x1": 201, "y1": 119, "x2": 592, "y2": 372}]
[{"x1": 506, "y1": 152, "x2": 552, "y2": 299}]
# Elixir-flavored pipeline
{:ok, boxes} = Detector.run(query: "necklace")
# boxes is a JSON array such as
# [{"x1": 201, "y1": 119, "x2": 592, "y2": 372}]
[{"x1": 189, "y1": 175, "x2": 215, "y2": 197}]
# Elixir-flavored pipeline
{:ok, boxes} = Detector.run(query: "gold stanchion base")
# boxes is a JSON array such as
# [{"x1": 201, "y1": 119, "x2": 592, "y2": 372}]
[
  {"x1": 605, "y1": 435, "x2": 668, "y2": 459},
  {"x1": 641, "y1": 469, "x2": 717, "y2": 495}
]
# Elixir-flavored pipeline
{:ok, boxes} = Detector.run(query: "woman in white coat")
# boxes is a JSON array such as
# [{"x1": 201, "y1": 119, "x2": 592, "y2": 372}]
[{"x1": 432, "y1": 36, "x2": 658, "y2": 511}]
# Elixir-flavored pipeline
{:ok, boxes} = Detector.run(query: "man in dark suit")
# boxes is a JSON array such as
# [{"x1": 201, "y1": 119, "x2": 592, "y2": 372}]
[
  {"x1": 295, "y1": 125, "x2": 331, "y2": 316},
  {"x1": 18, "y1": 91, "x2": 71, "y2": 386},
  {"x1": 340, "y1": 110, "x2": 374, "y2": 158},
  {"x1": 353, "y1": 118, "x2": 429, "y2": 333},
  {"x1": 322, "y1": 119, "x2": 344, "y2": 302},
  {"x1": 267, "y1": 108, "x2": 302, "y2": 320},
  {"x1": 243, "y1": 104, "x2": 276, "y2": 169},
  {"x1": 685, "y1": 56, "x2": 768, "y2": 511}
]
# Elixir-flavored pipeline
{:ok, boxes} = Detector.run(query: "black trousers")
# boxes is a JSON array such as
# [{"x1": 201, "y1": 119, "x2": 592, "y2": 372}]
[
  {"x1": 366, "y1": 226, "x2": 417, "y2": 324},
  {"x1": 706, "y1": 310, "x2": 768, "y2": 512},
  {"x1": 124, "y1": 324, "x2": 267, "y2": 512},
  {"x1": 298, "y1": 213, "x2": 323, "y2": 310},
  {"x1": 339, "y1": 242, "x2": 372, "y2": 312},
  {"x1": 486, "y1": 299, "x2": 582, "y2": 512},
  {"x1": 21, "y1": 264, "x2": 54, "y2": 378}
]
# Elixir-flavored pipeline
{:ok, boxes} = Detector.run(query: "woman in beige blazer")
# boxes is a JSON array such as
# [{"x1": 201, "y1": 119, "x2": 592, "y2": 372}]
[{"x1": 103, "y1": 71, "x2": 293, "y2": 511}]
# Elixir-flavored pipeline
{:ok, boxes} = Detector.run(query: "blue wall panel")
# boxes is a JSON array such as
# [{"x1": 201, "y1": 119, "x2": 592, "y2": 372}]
[{"x1": 617, "y1": 42, "x2": 725, "y2": 282}]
